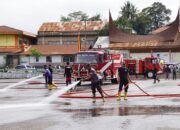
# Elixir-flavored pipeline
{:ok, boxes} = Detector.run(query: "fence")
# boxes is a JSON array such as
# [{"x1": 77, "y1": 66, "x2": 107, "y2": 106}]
[{"x1": 0, "y1": 70, "x2": 41, "y2": 79}]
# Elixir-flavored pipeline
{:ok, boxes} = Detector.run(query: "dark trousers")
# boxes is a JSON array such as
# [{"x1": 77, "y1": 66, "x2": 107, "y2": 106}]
[
  {"x1": 153, "y1": 75, "x2": 160, "y2": 83},
  {"x1": 91, "y1": 81, "x2": 103, "y2": 95},
  {"x1": 66, "y1": 77, "x2": 72, "y2": 86},
  {"x1": 166, "y1": 73, "x2": 169, "y2": 79},
  {"x1": 48, "y1": 76, "x2": 52, "y2": 84},
  {"x1": 173, "y1": 73, "x2": 176, "y2": 80},
  {"x1": 119, "y1": 79, "x2": 129, "y2": 93},
  {"x1": 45, "y1": 76, "x2": 48, "y2": 88}
]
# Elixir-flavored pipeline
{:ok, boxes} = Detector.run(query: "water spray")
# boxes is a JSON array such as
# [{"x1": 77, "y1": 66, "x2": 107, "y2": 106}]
[
  {"x1": 41, "y1": 81, "x2": 80, "y2": 104},
  {"x1": 0, "y1": 81, "x2": 80, "y2": 109},
  {"x1": 0, "y1": 75, "x2": 43, "y2": 92}
]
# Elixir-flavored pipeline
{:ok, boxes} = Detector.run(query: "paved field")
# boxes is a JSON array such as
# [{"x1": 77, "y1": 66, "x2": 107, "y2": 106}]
[{"x1": 0, "y1": 75, "x2": 180, "y2": 130}]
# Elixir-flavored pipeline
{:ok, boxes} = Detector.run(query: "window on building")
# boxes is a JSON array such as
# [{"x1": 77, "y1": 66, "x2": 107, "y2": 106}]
[
  {"x1": 63, "y1": 55, "x2": 74, "y2": 62},
  {"x1": 36, "y1": 57, "x2": 39, "y2": 62},
  {"x1": 46, "y1": 56, "x2": 52, "y2": 62}
]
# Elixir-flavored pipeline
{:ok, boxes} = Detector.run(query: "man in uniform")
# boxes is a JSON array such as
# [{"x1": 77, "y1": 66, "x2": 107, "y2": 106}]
[
  {"x1": 117, "y1": 62, "x2": 131, "y2": 101},
  {"x1": 64, "y1": 62, "x2": 73, "y2": 86},
  {"x1": 86, "y1": 64, "x2": 105, "y2": 103},
  {"x1": 153, "y1": 64, "x2": 160, "y2": 83}
]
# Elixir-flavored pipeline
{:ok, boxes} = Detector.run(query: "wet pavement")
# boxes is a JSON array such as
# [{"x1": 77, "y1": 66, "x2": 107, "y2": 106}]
[{"x1": 0, "y1": 75, "x2": 180, "y2": 130}]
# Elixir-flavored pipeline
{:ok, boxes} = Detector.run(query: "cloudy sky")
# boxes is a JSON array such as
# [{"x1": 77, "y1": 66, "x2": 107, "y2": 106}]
[{"x1": 0, "y1": 0, "x2": 179, "y2": 34}]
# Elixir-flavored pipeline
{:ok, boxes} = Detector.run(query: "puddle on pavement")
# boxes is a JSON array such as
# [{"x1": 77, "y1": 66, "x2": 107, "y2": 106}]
[{"x1": 57, "y1": 105, "x2": 180, "y2": 117}]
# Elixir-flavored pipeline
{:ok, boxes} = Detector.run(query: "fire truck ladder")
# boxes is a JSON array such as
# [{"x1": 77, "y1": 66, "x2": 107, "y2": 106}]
[{"x1": 100, "y1": 61, "x2": 112, "y2": 74}]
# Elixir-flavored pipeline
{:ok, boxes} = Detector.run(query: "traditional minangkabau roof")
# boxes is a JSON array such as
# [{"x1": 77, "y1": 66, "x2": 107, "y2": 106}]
[
  {"x1": 38, "y1": 21, "x2": 106, "y2": 32},
  {"x1": 22, "y1": 44, "x2": 90, "y2": 56},
  {"x1": 0, "y1": 26, "x2": 36, "y2": 38},
  {"x1": 109, "y1": 9, "x2": 180, "y2": 51}
]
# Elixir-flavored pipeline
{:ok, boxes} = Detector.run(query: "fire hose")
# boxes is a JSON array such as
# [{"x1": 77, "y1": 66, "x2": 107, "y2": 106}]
[{"x1": 60, "y1": 81, "x2": 180, "y2": 99}]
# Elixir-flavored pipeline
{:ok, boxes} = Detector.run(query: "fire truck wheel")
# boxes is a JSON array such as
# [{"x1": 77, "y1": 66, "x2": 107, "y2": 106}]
[
  {"x1": 147, "y1": 71, "x2": 153, "y2": 78},
  {"x1": 111, "y1": 78, "x2": 118, "y2": 84}
]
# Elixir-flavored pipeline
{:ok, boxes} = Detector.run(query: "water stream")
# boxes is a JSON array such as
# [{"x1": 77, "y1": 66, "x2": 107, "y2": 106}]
[
  {"x1": 0, "y1": 75, "x2": 43, "y2": 92},
  {"x1": 0, "y1": 80, "x2": 80, "y2": 109}
]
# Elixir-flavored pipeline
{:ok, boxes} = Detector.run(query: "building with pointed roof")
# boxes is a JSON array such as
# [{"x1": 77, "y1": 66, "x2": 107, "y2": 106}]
[{"x1": 109, "y1": 9, "x2": 180, "y2": 63}]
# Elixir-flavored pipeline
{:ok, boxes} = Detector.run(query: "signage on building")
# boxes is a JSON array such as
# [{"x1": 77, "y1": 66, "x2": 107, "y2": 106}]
[
  {"x1": 131, "y1": 40, "x2": 158, "y2": 47},
  {"x1": 152, "y1": 52, "x2": 170, "y2": 63}
]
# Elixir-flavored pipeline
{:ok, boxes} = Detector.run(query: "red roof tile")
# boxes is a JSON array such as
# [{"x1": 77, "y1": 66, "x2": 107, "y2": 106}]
[
  {"x1": 22, "y1": 44, "x2": 90, "y2": 55},
  {"x1": 38, "y1": 21, "x2": 106, "y2": 32},
  {"x1": 0, "y1": 26, "x2": 36, "y2": 37},
  {"x1": 0, "y1": 47, "x2": 22, "y2": 53}
]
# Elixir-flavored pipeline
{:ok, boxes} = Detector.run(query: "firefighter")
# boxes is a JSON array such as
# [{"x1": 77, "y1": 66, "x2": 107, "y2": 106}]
[
  {"x1": 43, "y1": 65, "x2": 48, "y2": 88},
  {"x1": 117, "y1": 62, "x2": 131, "y2": 101},
  {"x1": 153, "y1": 64, "x2": 160, "y2": 84},
  {"x1": 44, "y1": 65, "x2": 55, "y2": 90},
  {"x1": 85, "y1": 64, "x2": 105, "y2": 103},
  {"x1": 64, "y1": 62, "x2": 73, "y2": 86},
  {"x1": 49, "y1": 64, "x2": 58, "y2": 89}
]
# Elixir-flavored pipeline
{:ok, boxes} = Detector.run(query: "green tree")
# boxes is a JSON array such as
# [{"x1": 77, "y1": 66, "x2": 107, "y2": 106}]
[
  {"x1": 88, "y1": 13, "x2": 102, "y2": 21},
  {"x1": 60, "y1": 11, "x2": 89, "y2": 22},
  {"x1": 132, "y1": 12, "x2": 151, "y2": 34},
  {"x1": 30, "y1": 48, "x2": 42, "y2": 58},
  {"x1": 115, "y1": 17, "x2": 133, "y2": 33},
  {"x1": 119, "y1": 1, "x2": 138, "y2": 20},
  {"x1": 98, "y1": 23, "x2": 109, "y2": 36},
  {"x1": 142, "y1": 2, "x2": 171, "y2": 31},
  {"x1": 116, "y1": 1, "x2": 138, "y2": 33},
  {"x1": 60, "y1": 16, "x2": 71, "y2": 22}
]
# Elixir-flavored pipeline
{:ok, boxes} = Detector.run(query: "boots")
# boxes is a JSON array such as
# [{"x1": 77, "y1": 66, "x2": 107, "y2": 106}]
[
  {"x1": 92, "y1": 98, "x2": 96, "y2": 103},
  {"x1": 124, "y1": 92, "x2": 127, "y2": 100},
  {"x1": 117, "y1": 92, "x2": 121, "y2": 101},
  {"x1": 52, "y1": 83, "x2": 58, "y2": 89},
  {"x1": 102, "y1": 97, "x2": 105, "y2": 102},
  {"x1": 48, "y1": 84, "x2": 52, "y2": 90}
]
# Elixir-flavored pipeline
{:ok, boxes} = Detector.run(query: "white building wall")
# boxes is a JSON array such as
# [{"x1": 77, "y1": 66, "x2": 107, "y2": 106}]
[
  {"x1": 20, "y1": 56, "x2": 29, "y2": 64},
  {"x1": 0, "y1": 55, "x2": 6, "y2": 67},
  {"x1": 172, "y1": 53, "x2": 180, "y2": 63},
  {"x1": 52, "y1": 55, "x2": 62, "y2": 63},
  {"x1": 20, "y1": 55, "x2": 63, "y2": 65},
  {"x1": 30, "y1": 56, "x2": 46, "y2": 63}
]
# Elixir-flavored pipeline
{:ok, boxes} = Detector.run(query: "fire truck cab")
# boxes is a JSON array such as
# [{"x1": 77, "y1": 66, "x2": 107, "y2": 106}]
[{"x1": 72, "y1": 49, "x2": 122, "y2": 85}]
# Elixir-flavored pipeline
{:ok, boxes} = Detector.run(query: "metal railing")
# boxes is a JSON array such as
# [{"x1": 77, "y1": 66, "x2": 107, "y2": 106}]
[{"x1": 0, "y1": 69, "x2": 41, "y2": 79}]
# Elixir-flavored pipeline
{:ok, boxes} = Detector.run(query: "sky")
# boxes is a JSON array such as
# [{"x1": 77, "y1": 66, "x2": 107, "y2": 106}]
[{"x1": 0, "y1": 0, "x2": 179, "y2": 34}]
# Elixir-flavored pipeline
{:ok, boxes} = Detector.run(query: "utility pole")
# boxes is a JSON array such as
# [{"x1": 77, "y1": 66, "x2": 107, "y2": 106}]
[{"x1": 84, "y1": 20, "x2": 87, "y2": 49}]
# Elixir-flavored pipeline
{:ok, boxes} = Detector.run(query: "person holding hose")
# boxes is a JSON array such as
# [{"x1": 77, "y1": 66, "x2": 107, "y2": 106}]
[
  {"x1": 85, "y1": 64, "x2": 105, "y2": 103},
  {"x1": 117, "y1": 62, "x2": 131, "y2": 101}
]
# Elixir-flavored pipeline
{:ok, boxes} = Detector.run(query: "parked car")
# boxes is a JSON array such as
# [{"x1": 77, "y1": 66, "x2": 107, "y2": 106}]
[{"x1": 15, "y1": 65, "x2": 35, "y2": 72}]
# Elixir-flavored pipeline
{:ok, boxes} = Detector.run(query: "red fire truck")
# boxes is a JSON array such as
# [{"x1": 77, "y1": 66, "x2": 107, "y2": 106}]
[
  {"x1": 72, "y1": 49, "x2": 122, "y2": 84},
  {"x1": 124, "y1": 57, "x2": 161, "y2": 78},
  {"x1": 72, "y1": 49, "x2": 161, "y2": 85}
]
